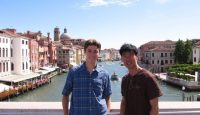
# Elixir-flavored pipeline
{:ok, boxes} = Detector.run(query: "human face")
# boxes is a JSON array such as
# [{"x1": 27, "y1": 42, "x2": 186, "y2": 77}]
[
  {"x1": 121, "y1": 52, "x2": 137, "y2": 69},
  {"x1": 85, "y1": 45, "x2": 100, "y2": 63}
]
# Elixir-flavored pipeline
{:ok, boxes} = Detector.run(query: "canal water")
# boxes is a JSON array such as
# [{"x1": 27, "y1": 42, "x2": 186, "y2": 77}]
[{"x1": 10, "y1": 61, "x2": 200, "y2": 102}]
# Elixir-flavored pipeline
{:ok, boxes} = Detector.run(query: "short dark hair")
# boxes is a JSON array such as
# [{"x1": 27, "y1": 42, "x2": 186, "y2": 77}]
[
  {"x1": 119, "y1": 43, "x2": 138, "y2": 56},
  {"x1": 84, "y1": 39, "x2": 101, "y2": 52}
]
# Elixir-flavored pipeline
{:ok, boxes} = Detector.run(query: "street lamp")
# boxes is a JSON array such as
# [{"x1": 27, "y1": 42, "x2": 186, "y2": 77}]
[{"x1": 182, "y1": 86, "x2": 185, "y2": 101}]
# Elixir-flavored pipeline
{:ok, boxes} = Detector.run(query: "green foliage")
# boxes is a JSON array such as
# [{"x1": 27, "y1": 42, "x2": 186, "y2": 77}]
[
  {"x1": 174, "y1": 39, "x2": 192, "y2": 64},
  {"x1": 167, "y1": 64, "x2": 200, "y2": 81}
]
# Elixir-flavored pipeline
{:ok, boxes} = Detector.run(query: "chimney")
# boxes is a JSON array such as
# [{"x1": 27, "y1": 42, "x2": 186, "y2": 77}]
[
  {"x1": 64, "y1": 28, "x2": 67, "y2": 33},
  {"x1": 5, "y1": 29, "x2": 16, "y2": 34},
  {"x1": 47, "y1": 32, "x2": 50, "y2": 42},
  {"x1": 47, "y1": 32, "x2": 50, "y2": 38},
  {"x1": 27, "y1": 31, "x2": 30, "y2": 35},
  {"x1": 38, "y1": 31, "x2": 42, "y2": 37}
]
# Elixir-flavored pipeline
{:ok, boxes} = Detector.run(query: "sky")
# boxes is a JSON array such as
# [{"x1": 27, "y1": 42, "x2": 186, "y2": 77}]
[{"x1": 1, "y1": 0, "x2": 200, "y2": 49}]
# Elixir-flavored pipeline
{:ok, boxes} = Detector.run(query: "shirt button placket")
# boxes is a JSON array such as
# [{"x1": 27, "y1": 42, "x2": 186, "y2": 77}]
[{"x1": 89, "y1": 75, "x2": 92, "y2": 115}]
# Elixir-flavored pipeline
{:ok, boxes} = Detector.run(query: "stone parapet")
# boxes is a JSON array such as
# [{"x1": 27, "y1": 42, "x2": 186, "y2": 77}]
[{"x1": 1, "y1": 102, "x2": 200, "y2": 115}]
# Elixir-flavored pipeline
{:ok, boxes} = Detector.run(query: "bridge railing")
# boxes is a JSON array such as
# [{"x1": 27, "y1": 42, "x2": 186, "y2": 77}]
[{"x1": 1, "y1": 102, "x2": 200, "y2": 115}]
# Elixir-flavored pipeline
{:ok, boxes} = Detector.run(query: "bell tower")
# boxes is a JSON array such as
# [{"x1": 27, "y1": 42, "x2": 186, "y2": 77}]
[{"x1": 54, "y1": 27, "x2": 60, "y2": 41}]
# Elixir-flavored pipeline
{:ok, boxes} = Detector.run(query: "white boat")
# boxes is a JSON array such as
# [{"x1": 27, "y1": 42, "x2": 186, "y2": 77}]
[{"x1": 111, "y1": 72, "x2": 119, "y2": 81}]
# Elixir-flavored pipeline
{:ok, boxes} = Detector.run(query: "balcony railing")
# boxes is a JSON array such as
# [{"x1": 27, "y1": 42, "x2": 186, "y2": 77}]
[{"x1": 1, "y1": 102, "x2": 200, "y2": 115}]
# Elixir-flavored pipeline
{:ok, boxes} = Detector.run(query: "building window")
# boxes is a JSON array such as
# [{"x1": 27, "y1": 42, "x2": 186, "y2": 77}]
[
  {"x1": 170, "y1": 60, "x2": 173, "y2": 64},
  {"x1": 161, "y1": 60, "x2": 164, "y2": 65},
  {"x1": 0, "y1": 48, "x2": 1, "y2": 57},
  {"x1": 3, "y1": 38, "x2": 4, "y2": 43},
  {"x1": 170, "y1": 53, "x2": 173, "y2": 57},
  {"x1": 3, "y1": 48, "x2": 5, "y2": 57},
  {"x1": 161, "y1": 53, "x2": 163, "y2": 57},
  {"x1": 11, "y1": 63, "x2": 14, "y2": 71},
  {"x1": 157, "y1": 60, "x2": 159, "y2": 64},
  {"x1": 22, "y1": 62, "x2": 24, "y2": 70},
  {"x1": 6, "y1": 62, "x2": 8, "y2": 71},
  {"x1": 26, "y1": 41, "x2": 28, "y2": 45},
  {"x1": 194, "y1": 50, "x2": 196, "y2": 54},
  {"x1": 152, "y1": 53, "x2": 154, "y2": 57},
  {"x1": 11, "y1": 48, "x2": 13, "y2": 57},
  {"x1": 152, "y1": 60, "x2": 154, "y2": 64},
  {"x1": 165, "y1": 60, "x2": 168, "y2": 64},
  {"x1": 165, "y1": 53, "x2": 167, "y2": 57},
  {"x1": 26, "y1": 49, "x2": 27, "y2": 56},
  {"x1": 0, "y1": 63, "x2": 1, "y2": 72},
  {"x1": 3, "y1": 63, "x2": 5, "y2": 72},
  {"x1": 6, "y1": 39, "x2": 8, "y2": 43},
  {"x1": 26, "y1": 62, "x2": 28, "y2": 69},
  {"x1": 194, "y1": 57, "x2": 196, "y2": 62},
  {"x1": 6, "y1": 48, "x2": 8, "y2": 57},
  {"x1": 22, "y1": 49, "x2": 24, "y2": 56}
]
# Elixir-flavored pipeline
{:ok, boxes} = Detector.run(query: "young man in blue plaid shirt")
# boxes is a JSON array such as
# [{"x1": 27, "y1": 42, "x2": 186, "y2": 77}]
[{"x1": 62, "y1": 39, "x2": 112, "y2": 115}]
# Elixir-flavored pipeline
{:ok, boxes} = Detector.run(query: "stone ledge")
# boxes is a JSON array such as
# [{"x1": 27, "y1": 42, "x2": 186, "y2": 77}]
[{"x1": 1, "y1": 102, "x2": 200, "y2": 115}]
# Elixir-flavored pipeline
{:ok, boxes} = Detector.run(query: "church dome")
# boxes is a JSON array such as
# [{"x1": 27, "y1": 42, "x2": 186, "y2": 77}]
[{"x1": 60, "y1": 28, "x2": 71, "y2": 40}]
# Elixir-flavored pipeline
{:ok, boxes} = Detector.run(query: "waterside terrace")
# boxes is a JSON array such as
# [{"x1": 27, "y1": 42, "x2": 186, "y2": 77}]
[{"x1": 0, "y1": 102, "x2": 200, "y2": 115}]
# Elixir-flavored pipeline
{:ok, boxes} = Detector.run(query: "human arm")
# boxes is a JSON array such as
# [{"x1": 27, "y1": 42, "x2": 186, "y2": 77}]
[
  {"x1": 62, "y1": 96, "x2": 69, "y2": 115},
  {"x1": 62, "y1": 69, "x2": 74, "y2": 115},
  {"x1": 120, "y1": 96, "x2": 126, "y2": 115},
  {"x1": 106, "y1": 96, "x2": 111, "y2": 113},
  {"x1": 150, "y1": 97, "x2": 159, "y2": 115}
]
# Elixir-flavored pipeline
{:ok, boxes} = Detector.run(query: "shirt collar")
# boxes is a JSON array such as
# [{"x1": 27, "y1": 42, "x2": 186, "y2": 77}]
[{"x1": 82, "y1": 62, "x2": 102, "y2": 73}]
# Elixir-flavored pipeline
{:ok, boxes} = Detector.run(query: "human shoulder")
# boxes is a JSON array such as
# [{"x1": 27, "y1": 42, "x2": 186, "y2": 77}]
[
  {"x1": 122, "y1": 73, "x2": 130, "y2": 82},
  {"x1": 96, "y1": 64, "x2": 109, "y2": 74},
  {"x1": 70, "y1": 63, "x2": 85, "y2": 73},
  {"x1": 141, "y1": 68, "x2": 156, "y2": 79}
]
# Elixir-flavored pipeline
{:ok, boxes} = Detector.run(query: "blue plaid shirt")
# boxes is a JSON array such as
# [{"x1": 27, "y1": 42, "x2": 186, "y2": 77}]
[{"x1": 62, "y1": 63, "x2": 112, "y2": 115}]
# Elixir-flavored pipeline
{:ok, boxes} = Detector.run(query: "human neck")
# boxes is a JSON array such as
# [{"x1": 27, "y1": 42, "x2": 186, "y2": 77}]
[
  {"x1": 85, "y1": 62, "x2": 96, "y2": 73},
  {"x1": 128, "y1": 65, "x2": 142, "y2": 76}
]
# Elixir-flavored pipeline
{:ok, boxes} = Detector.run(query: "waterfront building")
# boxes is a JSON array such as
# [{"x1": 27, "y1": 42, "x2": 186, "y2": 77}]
[
  {"x1": 55, "y1": 44, "x2": 76, "y2": 68},
  {"x1": 48, "y1": 36, "x2": 57, "y2": 66},
  {"x1": 74, "y1": 45, "x2": 84, "y2": 64},
  {"x1": 29, "y1": 37, "x2": 39, "y2": 72},
  {"x1": 3, "y1": 29, "x2": 30, "y2": 75},
  {"x1": 139, "y1": 40, "x2": 176, "y2": 72},
  {"x1": 99, "y1": 49, "x2": 120, "y2": 61},
  {"x1": 70, "y1": 38, "x2": 85, "y2": 46},
  {"x1": 0, "y1": 30, "x2": 11, "y2": 77},
  {"x1": 100, "y1": 49, "x2": 110, "y2": 61},
  {"x1": 54, "y1": 27, "x2": 85, "y2": 68},
  {"x1": 109, "y1": 48, "x2": 120, "y2": 61},
  {"x1": 22, "y1": 31, "x2": 40, "y2": 72},
  {"x1": 192, "y1": 40, "x2": 200, "y2": 64}
]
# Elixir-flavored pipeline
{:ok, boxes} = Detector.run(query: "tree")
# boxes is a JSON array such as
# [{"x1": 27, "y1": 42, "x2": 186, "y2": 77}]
[
  {"x1": 174, "y1": 39, "x2": 185, "y2": 64},
  {"x1": 184, "y1": 39, "x2": 192, "y2": 64},
  {"x1": 174, "y1": 39, "x2": 192, "y2": 64}
]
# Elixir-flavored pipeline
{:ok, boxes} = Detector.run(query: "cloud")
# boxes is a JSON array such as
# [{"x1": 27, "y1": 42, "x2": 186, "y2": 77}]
[
  {"x1": 83, "y1": 0, "x2": 139, "y2": 7},
  {"x1": 155, "y1": 0, "x2": 171, "y2": 4}
]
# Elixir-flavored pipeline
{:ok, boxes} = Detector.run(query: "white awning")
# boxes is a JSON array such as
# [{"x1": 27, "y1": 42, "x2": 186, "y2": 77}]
[
  {"x1": 0, "y1": 83, "x2": 10, "y2": 93},
  {"x1": 0, "y1": 73, "x2": 41, "y2": 83},
  {"x1": 40, "y1": 66, "x2": 56, "y2": 71}
]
